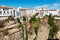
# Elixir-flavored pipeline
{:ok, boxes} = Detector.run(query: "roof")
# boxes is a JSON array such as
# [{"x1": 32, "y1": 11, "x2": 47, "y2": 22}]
[
  {"x1": 0, "y1": 6, "x2": 12, "y2": 9},
  {"x1": 38, "y1": 9, "x2": 57, "y2": 11},
  {"x1": 19, "y1": 8, "x2": 32, "y2": 10}
]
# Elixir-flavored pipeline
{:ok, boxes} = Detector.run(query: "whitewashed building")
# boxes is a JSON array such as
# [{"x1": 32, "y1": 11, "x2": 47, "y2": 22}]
[
  {"x1": 18, "y1": 8, "x2": 33, "y2": 19},
  {"x1": 18, "y1": 7, "x2": 60, "y2": 19},
  {"x1": 0, "y1": 6, "x2": 20, "y2": 20},
  {"x1": 0, "y1": 6, "x2": 60, "y2": 20},
  {"x1": 34, "y1": 7, "x2": 60, "y2": 18}
]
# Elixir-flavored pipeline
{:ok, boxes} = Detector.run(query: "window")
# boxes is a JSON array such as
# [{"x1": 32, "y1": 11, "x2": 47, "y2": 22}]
[
  {"x1": 7, "y1": 11, "x2": 9, "y2": 13},
  {"x1": 13, "y1": 11, "x2": 15, "y2": 14},
  {"x1": 13, "y1": 11, "x2": 15, "y2": 17},
  {"x1": 0, "y1": 11, "x2": 2, "y2": 13},
  {"x1": 4, "y1": 11, "x2": 5, "y2": 13},
  {"x1": 11, "y1": 11, "x2": 12, "y2": 13},
  {"x1": 0, "y1": 11, "x2": 2, "y2": 15},
  {"x1": 17, "y1": 12, "x2": 19, "y2": 16}
]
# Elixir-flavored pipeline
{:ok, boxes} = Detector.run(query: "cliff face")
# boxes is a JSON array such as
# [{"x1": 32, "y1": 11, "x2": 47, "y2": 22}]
[
  {"x1": 0, "y1": 19, "x2": 50, "y2": 40},
  {"x1": 37, "y1": 21, "x2": 49, "y2": 40},
  {"x1": 0, "y1": 32, "x2": 4, "y2": 40},
  {"x1": 3, "y1": 29, "x2": 23, "y2": 40},
  {"x1": 0, "y1": 20, "x2": 22, "y2": 40}
]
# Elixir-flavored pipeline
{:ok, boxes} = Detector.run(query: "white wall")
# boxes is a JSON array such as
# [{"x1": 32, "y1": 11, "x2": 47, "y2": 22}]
[{"x1": 0, "y1": 8, "x2": 19, "y2": 20}]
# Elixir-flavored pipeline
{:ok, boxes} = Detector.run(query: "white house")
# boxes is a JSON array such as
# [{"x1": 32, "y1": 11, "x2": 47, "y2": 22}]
[
  {"x1": 0, "y1": 6, "x2": 60, "y2": 20},
  {"x1": 0, "y1": 6, "x2": 20, "y2": 20},
  {"x1": 18, "y1": 8, "x2": 33, "y2": 19},
  {"x1": 34, "y1": 7, "x2": 60, "y2": 18}
]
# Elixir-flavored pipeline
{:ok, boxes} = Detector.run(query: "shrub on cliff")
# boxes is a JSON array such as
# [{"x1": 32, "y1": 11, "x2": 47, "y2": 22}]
[
  {"x1": 0, "y1": 21, "x2": 4, "y2": 28},
  {"x1": 3, "y1": 30, "x2": 9, "y2": 35}
]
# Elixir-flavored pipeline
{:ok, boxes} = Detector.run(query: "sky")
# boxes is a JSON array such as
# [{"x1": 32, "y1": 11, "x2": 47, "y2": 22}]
[{"x1": 0, "y1": 0, "x2": 60, "y2": 9}]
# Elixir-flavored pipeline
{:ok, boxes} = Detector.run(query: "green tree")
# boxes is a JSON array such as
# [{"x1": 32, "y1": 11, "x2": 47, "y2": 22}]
[
  {"x1": 48, "y1": 14, "x2": 59, "y2": 40},
  {"x1": 16, "y1": 18, "x2": 21, "y2": 24},
  {"x1": 33, "y1": 17, "x2": 39, "y2": 40},
  {"x1": 23, "y1": 16, "x2": 26, "y2": 21},
  {"x1": 23, "y1": 16, "x2": 28, "y2": 40},
  {"x1": 29, "y1": 13, "x2": 39, "y2": 40},
  {"x1": 48, "y1": 14, "x2": 54, "y2": 27},
  {"x1": 16, "y1": 18, "x2": 24, "y2": 40},
  {"x1": 34, "y1": 13, "x2": 38, "y2": 16}
]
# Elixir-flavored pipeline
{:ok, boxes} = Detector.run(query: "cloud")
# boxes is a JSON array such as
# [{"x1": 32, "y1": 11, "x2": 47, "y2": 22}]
[
  {"x1": 53, "y1": 3, "x2": 58, "y2": 6},
  {"x1": 35, "y1": 3, "x2": 60, "y2": 10},
  {"x1": 48, "y1": 3, "x2": 60, "y2": 9},
  {"x1": 18, "y1": 7, "x2": 22, "y2": 8},
  {"x1": 35, "y1": 5, "x2": 50, "y2": 9},
  {"x1": 35, "y1": 5, "x2": 50, "y2": 8}
]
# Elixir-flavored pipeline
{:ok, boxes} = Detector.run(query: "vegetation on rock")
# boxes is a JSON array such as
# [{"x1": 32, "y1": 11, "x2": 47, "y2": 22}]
[
  {"x1": 29, "y1": 13, "x2": 39, "y2": 40},
  {"x1": 0, "y1": 21, "x2": 4, "y2": 28},
  {"x1": 48, "y1": 14, "x2": 59, "y2": 40},
  {"x1": 3, "y1": 30, "x2": 9, "y2": 35},
  {"x1": 8, "y1": 16, "x2": 14, "y2": 21}
]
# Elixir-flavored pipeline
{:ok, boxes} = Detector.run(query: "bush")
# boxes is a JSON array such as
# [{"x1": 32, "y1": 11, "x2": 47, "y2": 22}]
[
  {"x1": 34, "y1": 13, "x2": 39, "y2": 16},
  {"x1": 16, "y1": 18, "x2": 20, "y2": 23},
  {"x1": 0, "y1": 21, "x2": 4, "y2": 28},
  {"x1": 48, "y1": 14, "x2": 59, "y2": 39},
  {"x1": 5, "y1": 19, "x2": 9, "y2": 21},
  {"x1": 34, "y1": 27, "x2": 39, "y2": 35},
  {"x1": 8, "y1": 16, "x2": 14, "y2": 21},
  {"x1": 22, "y1": 16, "x2": 26, "y2": 21},
  {"x1": 3, "y1": 30, "x2": 9, "y2": 35},
  {"x1": 33, "y1": 37, "x2": 37, "y2": 40}
]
